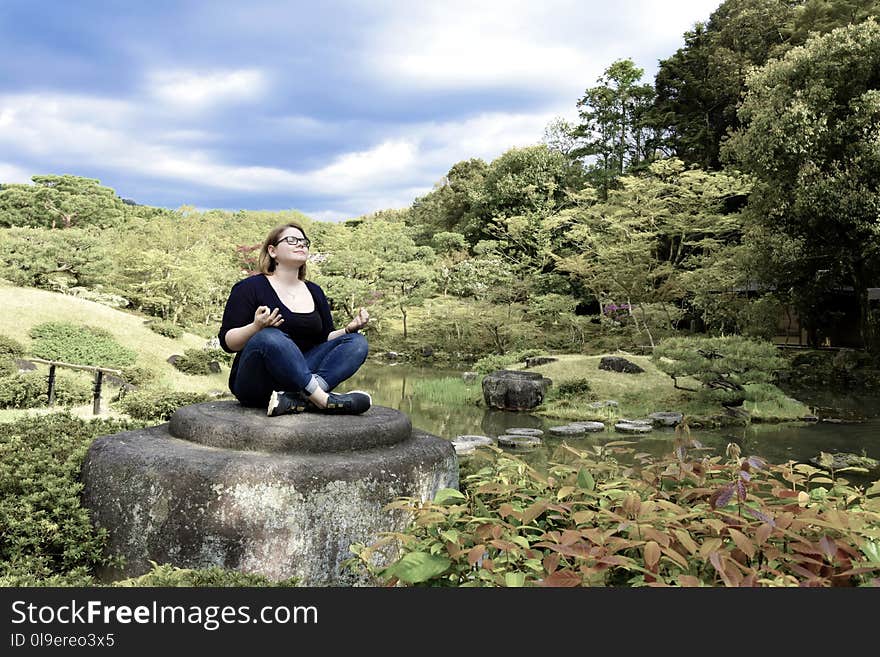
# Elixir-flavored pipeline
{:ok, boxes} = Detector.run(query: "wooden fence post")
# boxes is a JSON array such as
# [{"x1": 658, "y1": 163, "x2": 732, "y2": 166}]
[
  {"x1": 47, "y1": 364, "x2": 57, "y2": 407},
  {"x1": 93, "y1": 370, "x2": 103, "y2": 415}
]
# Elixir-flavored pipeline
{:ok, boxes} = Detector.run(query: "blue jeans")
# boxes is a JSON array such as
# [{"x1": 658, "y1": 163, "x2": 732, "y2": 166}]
[{"x1": 231, "y1": 328, "x2": 369, "y2": 408}]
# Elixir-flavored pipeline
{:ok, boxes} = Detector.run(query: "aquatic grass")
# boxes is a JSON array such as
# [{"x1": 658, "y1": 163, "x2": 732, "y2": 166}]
[{"x1": 409, "y1": 376, "x2": 482, "y2": 406}]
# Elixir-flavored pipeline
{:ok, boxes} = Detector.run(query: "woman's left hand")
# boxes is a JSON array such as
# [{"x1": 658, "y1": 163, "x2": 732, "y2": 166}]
[{"x1": 346, "y1": 307, "x2": 370, "y2": 333}]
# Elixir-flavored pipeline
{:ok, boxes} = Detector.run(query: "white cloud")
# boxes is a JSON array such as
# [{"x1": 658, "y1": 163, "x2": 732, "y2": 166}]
[
  {"x1": 0, "y1": 162, "x2": 32, "y2": 184},
  {"x1": 0, "y1": 92, "x2": 423, "y2": 199},
  {"x1": 0, "y1": 88, "x2": 574, "y2": 218},
  {"x1": 366, "y1": 0, "x2": 720, "y2": 95},
  {"x1": 146, "y1": 68, "x2": 268, "y2": 111}
]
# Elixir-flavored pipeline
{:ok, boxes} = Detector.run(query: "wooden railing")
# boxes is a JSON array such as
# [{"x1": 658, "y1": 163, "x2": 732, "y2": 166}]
[{"x1": 29, "y1": 358, "x2": 123, "y2": 415}]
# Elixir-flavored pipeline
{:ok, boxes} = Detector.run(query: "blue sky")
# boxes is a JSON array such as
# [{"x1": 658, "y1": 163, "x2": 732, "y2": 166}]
[{"x1": 0, "y1": 0, "x2": 722, "y2": 221}]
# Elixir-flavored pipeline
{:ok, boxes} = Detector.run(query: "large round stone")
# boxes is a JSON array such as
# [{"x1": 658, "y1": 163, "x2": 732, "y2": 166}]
[
  {"x1": 482, "y1": 370, "x2": 552, "y2": 411},
  {"x1": 81, "y1": 402, "x2": 457, "y2": 586}
]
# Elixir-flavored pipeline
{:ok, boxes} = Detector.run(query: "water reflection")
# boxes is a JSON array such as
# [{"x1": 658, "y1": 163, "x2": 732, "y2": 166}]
[{"x1": 346, "y1": 362, "x2": 880, "y2": 473}]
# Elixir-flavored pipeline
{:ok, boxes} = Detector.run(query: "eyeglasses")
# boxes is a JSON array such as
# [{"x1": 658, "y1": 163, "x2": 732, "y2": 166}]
[{"x1": 276, "y1": 236, "x2": 311, "y2": 248}]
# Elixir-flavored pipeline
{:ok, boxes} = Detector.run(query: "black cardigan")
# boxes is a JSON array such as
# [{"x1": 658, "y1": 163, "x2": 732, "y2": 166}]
[{"x1": 218, "y1": 274, "x2": 335, "y2": 389}]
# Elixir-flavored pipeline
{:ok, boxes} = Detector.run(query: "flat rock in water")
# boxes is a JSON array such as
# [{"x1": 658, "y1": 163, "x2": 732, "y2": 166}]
[
  {"x1": 614, "y1": 421, "x2": 653, "y2": 434},
  {"x1": 451, "y1": 435, "x2": 494, "y2": 455},
  {"x1": 548, "y1": 425, "x2": 587, "y2": 436},
  {"x1": 505, "y1": 427, "x2": 545, "y2": 437},
  {"x1": 497, "y1": 434, "x2": 542, "y2": 449},
  {"x1": 569, "y1": 421, "x2": 606, "y2": 432},
  {"x1": 648, "y1": 412, "x2": 683, "y2": 427}
]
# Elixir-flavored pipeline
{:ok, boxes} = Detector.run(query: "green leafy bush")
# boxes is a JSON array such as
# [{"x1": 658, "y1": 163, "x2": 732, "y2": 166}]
[
  {"x1": 172, "y1": 348, "x2": 223, "y2": 375},
  {"x1": 0, "y1": 358, "x2": 16, "y2": 378},
  {"x1": 0, "y1": 413, "x2": 139, "y2": 584},
  {"x1": 148, "y1": 320, "x2": 184, "y2": 339},
  {"x1": 0, "y1": 371, "x2": 94, "y2": 409},
  {"x1": 348, "y1": 441, "x2": 880, "y2": 587},
  {"x1": 29, "y1": 321, "x2": 136, "y2": 368},
  {"x1": 115, "y1": 388, "x2": 210, "y2": 421},
  {"x1": 473, "y1": 349, "x2": 547, "y2": 375},
  {"x1": 552, "y1": 378, "x2": 592, "y2": 398},
  {"x1": 120, "y1": 365, "x2": 156, "y2": 387},
  {"x1": 0, "y1": 371, "x2": 45, "y2": 408},
  {"x1": 0, "y1": 334, "x2": 25, "y2": 360}
]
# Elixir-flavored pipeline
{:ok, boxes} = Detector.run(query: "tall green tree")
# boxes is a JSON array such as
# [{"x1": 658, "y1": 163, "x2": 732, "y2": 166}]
[
  {"x1": 0, "y1": 175, "x2": 125, "y2": 229},
  {"x1": 407, "y1": 158, "x2": 488, "y2": 245},
  {"x1": 0, "y1": 227, "x2": 110, "y2": 291},
  {"x1": 573, "y1": 59, "x2": 657, "y2": 197},
  {"x1": 652, "y1": 0, "x2": 880, "y2": 170},
  {"x1": 555, "y1": 159, "x2": 750, "y2": 344},
  {"x1": 724, "y1": 19, "x2": 880, "y2": 351}
]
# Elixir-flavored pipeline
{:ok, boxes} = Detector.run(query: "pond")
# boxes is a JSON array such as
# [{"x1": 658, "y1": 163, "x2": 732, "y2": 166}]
[{"x1": 345, "y1": 362, "x2": 880, "y2": 477}]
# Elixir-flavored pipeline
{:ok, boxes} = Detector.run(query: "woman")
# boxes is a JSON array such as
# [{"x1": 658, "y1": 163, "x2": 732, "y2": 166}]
[{"x1": 218, "y1": 221, "x2": 371, "y2": 416}]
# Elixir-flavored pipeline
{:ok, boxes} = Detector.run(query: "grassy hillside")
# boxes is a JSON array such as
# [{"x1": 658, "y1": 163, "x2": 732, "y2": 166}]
[{"x1": 0, "y1": 283, "x2": 229, "y2": 419}]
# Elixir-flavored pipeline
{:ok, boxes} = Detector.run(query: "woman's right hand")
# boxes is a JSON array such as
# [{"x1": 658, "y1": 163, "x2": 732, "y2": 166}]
[{"x1": 254, "y1": 305, "x2": 284, "y2": 329}]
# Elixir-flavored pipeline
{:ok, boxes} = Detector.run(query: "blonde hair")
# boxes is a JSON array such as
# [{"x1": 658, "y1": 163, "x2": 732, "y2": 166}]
[{"x1": 259, "y1": 222, "x2": 308, "y2": 279}]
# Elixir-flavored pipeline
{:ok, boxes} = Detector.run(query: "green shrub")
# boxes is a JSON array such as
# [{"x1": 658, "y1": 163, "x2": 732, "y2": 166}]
[
  {"x1": 115, "y1": 388, "x2": 210, "y2": 421},
  {"x1": 29, "y1": 321, "x2": 136, "y2": 368},
  {"x1": 472, "y1": 349, "x2": 547, "y2": 375},
  {"x1": 0, "y1": 334, "x2": 25, "y2": 360},
  {"x1": 0, "y1": 371, "x2": 45, "y2": 408},
  {"x1": 148, "y1": 320, "x2": 184, "y2": 339},
  {"x1": 172, "y1": 348, "x2": 222, "y2": 375},
  {"x1": 473, "y1": 353, "x2": 519, "y2": 375},
  {"x1": 113, "y1": 563, "x2": 299, "y2": 587},
  {"x1": 120, "y1": 365, "x2": 156, "y2": 387},
  {"x1": 0, "y1": 370, "x2": 95, "y2": 409},
  {"x1": 0, "y1": 358, "x2": 16, "y2": 378},
  {"x1": 0, "y1": 413, "x2": 139, "y2": 584},
  {"x1": 553, "y1": 378, "x2": 592, "y2": 398}
]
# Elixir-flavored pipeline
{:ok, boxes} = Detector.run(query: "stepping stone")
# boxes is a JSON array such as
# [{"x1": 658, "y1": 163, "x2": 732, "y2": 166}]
[
  {"x1": 588, "y1": 400, "x2": 619, "y2": 409},
  {"x1": 497, "y1": 434, "x2": 542, "y2": 449},
  {"x1": 648, "y1": 412, "x2": 683, "y2": 427},
  {"x1": 548, "y1": 425, "x2": 587, "y2": 436},
  {"x1": 505, "y1": 427, "x2": 545, "y2": 437},
  {"x1": 614, "y1": 421, "x2": 653, "y2": 434},
  {"x1": 451, "y1": 435, "x2": 494, "y2": 455},
  {"x1": 569, "y1": 421, "x2": 606, "y2": 432}
]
